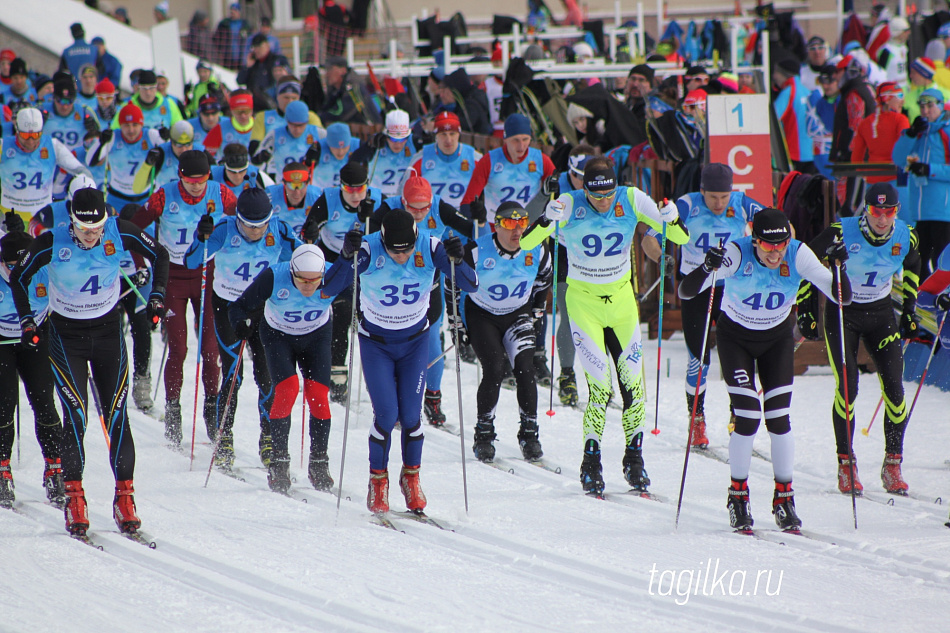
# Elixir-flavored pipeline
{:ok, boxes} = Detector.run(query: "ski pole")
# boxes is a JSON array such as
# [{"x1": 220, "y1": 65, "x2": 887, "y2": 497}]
[
  {"x1": 905, "y1": 310, "x2": 949, "y2": 426},
  {"x1": 449, "y1": 243, "x2": 470, "y2": 514},
  {"x1": 15, "y1": 396, "x2": 19, "y2": 464},
  {"x1": 300, "y1": 390, "x2": 307, "y2": 469},
  {"x1": 651, "y1": 220, "x2": 668, "y2": 435},
  {"x1": 152, "y1": 333, "x2": 169, "y2": 402},
  {"x1": 336, "y1": 231, "x2": 362, "y2": 512},
  {"x1": 427, "y1": 345, "x2": 455, "y2": 369},
  {"x1": 835, "y1": 261, "x2": 858, "y2": 529},
  {"x1": 190, "y1": 242, "x2": 209, "y2": 468},
  {"x1": 353, "y1": 222, "x2": 371, "y2": 418},
  {"x1": 546, "y1": 224, "x2": 559, "y2": 417},
  {"x1": 88, "y1": 364, "x2": 112, "y2": 451},
  {"x1": 862, "y1": 339, "x2": 910, "y2": 436},
  {"x1": 204, "y1": 339, "x2": 246, "y2": 487},
  {"x1": 675, "y1": 268, "x2": 718, "y2": 529},
  {"x1": 637, "y1": 275, "x2": 663, "y2": 303}
]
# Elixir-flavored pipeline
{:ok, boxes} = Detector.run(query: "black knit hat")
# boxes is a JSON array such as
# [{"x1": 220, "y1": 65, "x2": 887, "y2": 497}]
[
  {"x1": 236, "y1": 188, "x2": 273, "y2": 226},
  {"x1": 71, "y1": 188, "x2": 108, "y2": 229},
  {"x1": 381, "y1": 209, "x2": 418, "y2": 252},
  {"x1": 584, "y1": 161, "x2": 617, "y2": 192},
  {"x1": 138, "y1": 69, "x2": 157, "y2": 86},
  {"x1": 340, "y1": 161, "x2": 368, "y2": 187},
  {"x1": 9, "y1": 58, "x2": 27, "y2": 77},
  {"x1": 495, "y1": 201, "x2": 528, "y2": 220},
  {"x1": 865, "y1": 182, "x2": 899, "y2": 207},
  {"x1": 776, "y1": 58, "x2": 801, "y2": 77},
  {"x1": 178, "y1": 150, "x2": 211, "y2": 177},
  {"x1": 629, "y1": 64, "x2": 654, "y2": 83},
  {"x1": 751, "y1": 208, "x2": 791, "y2": 244},
  {"x1": 0, "y1": 231, "x2": 33, "y2": 263},
  {"x1": 700, "y1": 163, "x2": 733, "y2": 192}
]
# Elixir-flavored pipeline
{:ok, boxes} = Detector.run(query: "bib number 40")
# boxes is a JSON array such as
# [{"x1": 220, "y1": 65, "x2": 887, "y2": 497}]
[{"x1": 741, "y1": 291, "x2": 785, "y2": 311}]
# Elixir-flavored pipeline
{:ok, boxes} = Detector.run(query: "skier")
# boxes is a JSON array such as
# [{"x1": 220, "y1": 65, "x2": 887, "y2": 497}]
[
  {"x1": 408, "y1": 111, "x2": 482, "y2": 209},
  {"x1": 0, "y1": 229, "x2": 65, "y2": 509},
  {"x1": 352, "y1": 109, "x2": 416, "y2": 198},
  {"x1": 675, "y1": 163, "x2": 764, "y2": 448},
  {"x1": 211, "y1": 143, "x2": 274, "y2": 198},
  {"x1": 11, "y1": 187, "x2": 169, "y2": 537},
  {"x1": 309, "y1": 122, "x2": 360, "y2": 190},
  {"x1": 451, "y1": 201, "x2": 552, "y2": 461},
  {"x1": 321, "y1": 209, "x2": 478, "y2": 514},
  {"x1": 229, "y1": 244, "x2": 337, "y2": 492},
  {"x1": 131, "y1": 150, "x2": 234, "y2": 446},
  {"x1": 184, "y1": 187, "x2": 303, "y2": 468},
  {"x1": 265, "y1": 161, "x2": 323, "y2": 237},
  {"x1": 132, "y1": 120, "x2": 196, "y2": 192},
  {"x1": 201, "y1": 89, "x2": 255, "y2": 159},
  {"x1": 110, "y1": 69, "x2": 183, "y2": 131},
  {"x1": 522, "y1": 157, "x2": 689, "y2": 496},
  {"x1": 187, "y1": 95, "x2": 221, "y2": 151},
  {"x1": 679, "y1": 208, "x2": 852, "y2": 532},
  {"x1": 42, "y1": 77, "x2": 98, "y2": 200},
  {"x1": 799, "y1": 183, "x2": 920, "y2": 495},
  {"x1": 252, "y1": 100, "x2": 325, "y2": 179}
]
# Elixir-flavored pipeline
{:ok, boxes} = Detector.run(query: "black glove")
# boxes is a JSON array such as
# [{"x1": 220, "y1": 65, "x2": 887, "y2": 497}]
[
  {"x1": 98, "y1": 128, "x2": 113, "y2": 145},
  {"x1": 825, "y1": 238, "x2": 849, "y2": 265},
  {"x1": 20, "y1": 318, "x2": 39, "y2": 348},
  {"x1": 797, "y1": 307, "x2": 821, "y2": 341},
  {"x1": 447, "y1": 313, "x2": 470, "y2": 346},
  {"x1": 357, "y1": 198, "x2": 375, "y2": 223},
  {"x1": 340, "y1": 229, "x2": 363, "y2": 260},
  {"x1": 196, "y1": 214, "x2": 215, "y2": 242},
  {"x1": 443, "y1": 234, "x2": 464, "y2": 264},
  {"x1": 906, "y1": 116, "x2": 928, "y2": 138},
  {"x1": 304, "y1": 143, "x2": 321, "y2": 167},
  {"x1": 129, "y1": 267, "x2": 150, "y2": 288},
  {"x1": 302, "y1": 218, "x2": 320, "y2": 243},
  {"x1": 369, "y1": 132, "x2": 387, "y2": 150},
  {"x1": 937, "y1": 292, "x2": 950, "y2": 311},
  {"x1": 233, "y1": 317, "x2": 253, "y2": 340},
  {"x1": 144, "y1": 147, "x2": 163, "y2": 167},
  {"x1": 146, "y1": 295, "x2": 165, "y2": 329},
  {"x1": 908, "y1": 162, "x2": 931, "y2": 177},
  {"x1": 83, "y1": 115, "x2": 99, "y2": 135},
  {"x1": 157, "y1": 126, "x2": 171, "y2": 141},
  {"x1": 701, "y1": 246, "x2": 725, "y2": 272},
  {"x1": 252, "y1": 149, "x2": 272, "y2": 166},
  {"x1": 541, "y1": 174, "x2": 560, "y2": 198},
  {"x1": 4, "y1": 211, "x2": 24, "y2": 233},
  {"x1": 900, "y1": 311, "x2": 921, "y2": 339},
  {"x1": 469, "y1": 198, "x2": 487, "y2": 224}
]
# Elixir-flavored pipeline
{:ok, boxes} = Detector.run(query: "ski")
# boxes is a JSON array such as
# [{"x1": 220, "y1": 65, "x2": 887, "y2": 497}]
[
  {"x1": 214, "y1": 466, "x2": 247, "y2": 483},
  {"x1": 119, "y1": 530, "x2": 157, "y2": 549},
  {"x1": 525, "y1": 459, "x2": 562, "y2": 474},
  {"x1": 751, "y1": 448, "x2": 772, "y2": 463},
  {"x1": 370, "y1": 513, "x2": 403, "y2": 532},
  {"x1": 478, "y1": 459, "x2": 516, "y2": 474},
  {"x1": 691, "y1": 445, "x2": 730, "y2": 465},
  {"x1": 586, "y1": 491, "x2": 606, "y2": 500},
  {"x1": 627, "y1": 489, "x2": 666, "y2": 503},
  {"x1": 431, "y1": 424, "x2": 461, "y2": 437},
  {"x1": 70, "y1": 533, "x2": 104, "y2": 550},
  {"x1": 393, "y1": 509, "x2": 451, "y2": 531}
]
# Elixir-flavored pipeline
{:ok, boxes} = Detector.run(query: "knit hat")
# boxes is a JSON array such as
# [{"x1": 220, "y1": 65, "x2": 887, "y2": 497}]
[
  {"x1": 9, "y1": 58, "x2": 27, "y2": 77},
  {"x1": 170, "y1": 120, "x2": 194, "y2": 144},
  {"x1": 326, "y1": 122, "x2": 351, "y2": 149},
  {"x1": 584, "y1": 162, "x2": 616, "y2": 192},
  {"x1": 178, "y1": 150, "x2": 211, "y2": 178},
  {"x1": 701, "y1": 163, "x2": 733, "y2": 192},
  {"x1": 284, "y1": 100, "x2": 309, "y2": 124},
  {"x1": 68, "y1": 175, "x2": 97, "y2": 200},
  {"x1": 0, "y1": 231, "x2": 32, "y2": 264},
  {"x1": 118, "y1": 103, "x2": 144, "y2": 125},
  {"x1": 751, "y1": 208, "x2": 791, "y2": 244},
  {"x1": 70, "y1": 188, "x2": 109, "y2": 229},
  {"x1": 70, "y1": 23, "x2": 85, "y2": 40},
  {"x1": 91, "y1": 36, "x2": 104, "y2": 46},
  {"x1": 865, "y1": 182, "x2": 899, "y2": 207},
  {"x1": 911, "y1": 57, "x2": 936, "y2": 81},
  {"x1": 566, "y1": 102, "x2": 593, "y2": 124},
  {"x1": 290, "y1": 244, "x2": 325, "y2": 275},
  {"x1": 223, "y1": 144, "x2": 249, "y2": 171},
  {"x1": 433, "y1": 111, "x2": 460, "y2": 133},
  {"x1": 381, "y1": 209, "x2": 418, "y2": 252},
  {"x1": 0, "y1": 49, "x2": 15, "y2": 62},
  {"x1": 891, "y1": 16, "x2": 910, "y2": 35},
  {"x1": 198, "y1": 95, "x2": 220, "y2": 113},
  {"x1": 229, "y1": 91, "x2": 253, "y2": 111},
  {"x1": 339, "y1": 161, "x2": 368, "y2": 187},
  {"x1": 683, "y1": 89, "x2": 707, "y2": 109},
  {"x1": 504, "y1": 113, "x2": 532, "y2": 138},
  {"x1": 776, "y1": 58, "x2": 801, "y2": 77},
  {"x1": 94, "y1": 78, "x2": 115, "y2": 96},
  {"x1": 402, "y1": 175, "x2": 432, "y2": 207},
  {"x1": 16, "y1": 108, "x2": 43, "y2": 134},
  {"x1": 237, "y1": 188, "x2": 273, "y2": 227},
  {"x1": 495, "y1": 200, "x2": 528, "y2": 220},
  {"x1": 629, "y1": 64, "x2": 655, "y2": 83},
  {"x1": 196, "y1": 59, "x2": 213, "y2": 71},
  {"x1": 385, "y1": 109, "x2": 411, "y2": 140},
  {"x1": 919, "y1": 87, "x2": 945, "y2": 105},
  {"x1": 137, "y1": 69, "x2": 157, "y2": 86},
  {"x1": 568, "y1": 153, "x2": 590, "y2": 177},
  {"x1": 276, "y1": 77, "x2": 301, "y2": 95}
]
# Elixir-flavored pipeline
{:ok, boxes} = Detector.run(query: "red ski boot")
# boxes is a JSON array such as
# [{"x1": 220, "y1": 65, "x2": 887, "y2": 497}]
[
  {"x1": 689, "y1": 413, "x2": 709, "y2": 448},
  {"x1": 837, "y1": 453, "x2": 864, "y2": 495},
  {"x1": 367, "y1": 469, "x2": 389, "y2": 514},
  {"x1": 113, "y1": 480, "x2": 142, "y2": 533},
  {"x1": 399, "y1": 465, "x2": 427, "y2": 512},
  {"x1": 64, "y1": 480, "x2": 89, "y2": 536},
  {"x1": 43, "y1": 458, "x2": 66, "y2": 508},
  {"x1": 881, "y1": 453, "x2": 909, "y2": 495}
]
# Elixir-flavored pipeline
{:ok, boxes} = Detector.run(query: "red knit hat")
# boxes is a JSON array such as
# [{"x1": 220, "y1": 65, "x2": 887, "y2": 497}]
[
  {"x1": 229, "y1": 91, "x2": 254, "y2": 112},
  {"x1": 683, "y1": 89, "x2": 707, "y2": 108},
  {"x1": 402, "y1": 174, "x2": 432, "y2": 207},
  {"x1": 95, "y1": 78, "x2": 115, "y2": 95},
  {"x1": 433, "y1": 111, "x2": 460, "y2": 133},
  {"x1": 118, "y1": 102, "x2": 144, "y2": 125},
  {"x1": 0, "y1": 49, "x2": 15, "y2": 62}
]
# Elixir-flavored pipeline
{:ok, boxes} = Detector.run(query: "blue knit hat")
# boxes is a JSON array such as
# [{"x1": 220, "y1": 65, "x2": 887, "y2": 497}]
[
  {"x1": 285, "y1": 100, "x2": 309, "y2": 125},
  {"x1": 237, "y1": 188, "x2": 273, "y2": 227},
  {"x1": 326, "y1": 123, "x2": 351, "y2": 149},
  {"x1": 504, "y1": 114, "x2": 532, "y2": 138},
  {"x1": 919, "y1": 87, "x2": 944, "y2": 105}
]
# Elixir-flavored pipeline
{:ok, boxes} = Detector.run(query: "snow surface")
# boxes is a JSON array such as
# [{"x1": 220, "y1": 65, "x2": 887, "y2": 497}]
[{"x1": 2, "y1": 321, "x2": 949, "y2": 632}]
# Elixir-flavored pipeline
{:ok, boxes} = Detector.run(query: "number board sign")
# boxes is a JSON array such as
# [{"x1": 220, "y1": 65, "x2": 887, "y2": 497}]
[{"x1": 707, "y1": 95, "x2": 772, "y2": 204}]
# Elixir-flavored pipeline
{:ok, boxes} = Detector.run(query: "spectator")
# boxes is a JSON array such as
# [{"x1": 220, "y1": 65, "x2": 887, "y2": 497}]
[
  {"x1": 807, "y1": 64, "x2": 839, "y2": 179},
  {"x1": 319, "y1": 56, "x2": 379, "y2": 125},
  {"x1": 60, "y1": 23, "x2": 98, "y2": 86},
  {"x1": 684, "y1": 66, "x2": 710, "y2": 93},
  {"x1": 187, "y1": 60, "x2": 221, "y2": 118},
  {"x1": 92, "y1": 37, "x2": 123, "y2": 88},
  {"x1": 801, "y1": 36, "x2": 829, "y2": 91},
  {"x1": 184, "y1": 10, "x2": 213, "y2": 60},
  {"x1": 213, "y1": 3, "x2": 251, "y2": 70},
  {"x1": 866, "y1": 3, "x2": 890, "y2": 61},
  {"x1": 436, "y1": 68, "x2": 492, "y2": 135},
  {"x1": 113, "y1": 7, "x2": 131, "y2": 26},
  {"x1": 111, "y1": 69, "x2": 183, "y2": 131},
  {"x1": 244, "y1": 16, "x2": 282, "y2": 60},
  {"x1": 831, "y1": 54, "x2": 877, "y2": 214},
  {"x1": 852, "y1": 81, "x2": 908, "y2": 216},
  {"x1": 3, "y1": 59, "x2": 38, "y2": 112},
  {"x1": 154, "y1": 1, "x2": 170, "y2": 24},
  {"x1": 237, "y1": 33, "x2": 289, "y2": 96},
  {"x1": 904, "y1": 57, "x2": 950, "y2": 124},
  {"x1": 772, "y1": 58, "x2": 815, "y2": 173},
  {"x1": 623, "y1": 63, "x2": 653, "y2": 141},
  {"x1": 877, "y1": 16, "x2": 909, "y2": 83}
]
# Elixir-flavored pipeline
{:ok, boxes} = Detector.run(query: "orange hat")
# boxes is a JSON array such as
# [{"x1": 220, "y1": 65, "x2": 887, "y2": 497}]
[
  {"x1": 229, "y1": 91, "x2": 254, "y2": 111},
  {"x1": 402, "y1": 174, "x2": 432, "y2": 207},
  {"x1": 119, "y1": 102, "x2": 144, "y2": 124},
  {"x1": 433, "y1": 111, "x2": 460, "y2": 133},
  {"x1": 95, "y1": 78, "x2": 116, "y2": 95}
]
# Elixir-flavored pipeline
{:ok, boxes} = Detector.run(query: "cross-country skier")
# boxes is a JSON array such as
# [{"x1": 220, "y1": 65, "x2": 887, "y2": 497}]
[
  {"x1": 799, "y1": 183, "x2": 920, "y2": 495},
  {"x1": 352, "y1": 109, "x2": 417, "y2": 198},
  {"x1": 310, "y1": 122, "x2": 360, "y2": 190},
  {"x1": 229, "y1": 244, "x2": 337, "y2": 493},
  {"x1": 252, "y1": 100, "x2": 325, "y2": 179},
  {"x1": 521, "y1": 157, "x2": 688, "y2": 496},
  {"x1": 11, "y1": 187, "x2": 169, "y2": 537},
  {"x1": 132, "y1": 120, "x2": 196, "y2": 192},
  {"x1": 679, "y1": 208, "x2": 852, "y2": 533},
  {"x1": 265, "y1": 161, "x2": 323, "y2": 237},
  {"x1": 321, "y1": 209, "x2": 478, "y2": 514},
  {"x1": 408, "y1": 111, "x2": 482, "y2": 209}
]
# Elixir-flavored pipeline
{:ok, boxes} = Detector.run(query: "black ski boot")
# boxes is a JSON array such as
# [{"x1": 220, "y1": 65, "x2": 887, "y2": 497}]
[
  {"x1": 558, "y1": 368, "x2": 578, "y2": 406},
  {"x1": 533, "y1": 350, "x2": 552, "y2": 387},
  {"x1": 267, "y1": 454, "x2": 292, "y2": 494},
  {"x1": 423, "y1": 389, "x2": 447, "y2": 427},
  {"x1": 580, "y1": 439, "x2": 605, "y2": 496},
  {"x1": 727, "y1": 478, "x2": 754, "y2": 532},
  {"x1": 203, "y1": 394, "x2": 218, "y2": 441},
  {"x1": 472, "y1": 417, "x2": 496, "y2": 462},
  {"x1": 772, "y1": 481, "x2": 802, "y2": 532},
  {"x1": 308, "y1": 451, "x2": 334, "y2": 491},
  {"x1": 622, "y1": 446, "x2": 651, "y2": 490},
  {"x1": 43, "y1": 458, "x2": 66, "y2": 509},
  {"x1": 164, "y1": 400, "x2": 182, "y2": 446},
  {"x1": 329, "y1": 367, "x2": 348, "y2": 404},
  {"x1": 517, "y1": 416, "x2": 544, "y2": 462}
]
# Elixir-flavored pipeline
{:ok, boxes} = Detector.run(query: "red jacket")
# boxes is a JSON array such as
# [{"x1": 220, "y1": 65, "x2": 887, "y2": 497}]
[{"x1": 851, "y1": 110, "x2": 909, "y2": 183}]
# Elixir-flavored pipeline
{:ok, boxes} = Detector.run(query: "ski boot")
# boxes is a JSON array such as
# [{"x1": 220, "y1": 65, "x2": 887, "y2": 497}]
[
  {"x1": 113, "y1": 480, "x2": 141, "y2": 533},
  {"x1": 308, "y1": 451, "x2": 334, "y2": 492},
  {"x1": 727, "y1": 478, "x2": 754, "y2": 532},
  {"x1": 329, "y1": 367, "x2": 348, "y2": 404},
  {"x1": 472, "y1": 417, "x2": 497, "y2": 462},
  {"x1": 517, "y1": 416, "x2": 543, "y2": 462},
  {"x1": 267, "y1": 454, "x2": 292, "y2": 494},
  {"x1": 423, "y1": 389, "x2": 447, "y2": 427},
  {"x1": 163, "y1": 400, "x2": 182, "y2": 446},
  {"x1": 686, "y1": 393, "x2": 709, "y2": 448},
  {"x1": 259, "y1": 432, "x2": 273, "y2": 468},
  {"x1": 399, "y1": 465, "x2": 427, "y2": 511},
  {"x1": 837, "y1": 453, "x2": 863, "y2": 495},
  {"x1": 533, "y1": 350, "x2": 552, "y2": 387},
  {"x1": 458, "y1": 341, "x2": 478, "y2": 364},
  {"x1": 881, "y1": 453, "x2": 909, "y2": 495},
  {"x1": 367, "y1": 469, "x2": 389, "y2": 514},
  {"x1": 580, "y1": 439, "x2": 605, "y2": 496},
  {"x1": 772, "y1": 481, "x2": 802, "y2": 532},
  {"x1": 214, "y1": 431, "x2": 235, "y2": 470},
  {"x1": 64, "y1": 480, "x2": 89, "y2": 536},
  {"x1": 558, "y1": 368, "x2": 578, "y2": 407},
  {"x1": 0, "y1": 460, "x2": 14, "y2": 509},
  {"x1": 43, "y1": 458, "x2": 66, "y2": 509},
  {"x1": 203, "y1": 394, "x2": 218, "y2": 441},
  {"x1": 622, "y1": 446, "x2": 651, "y2": 490},
  {"x1": 132, "y1": 372, "x2": 153, "y2": 412}
]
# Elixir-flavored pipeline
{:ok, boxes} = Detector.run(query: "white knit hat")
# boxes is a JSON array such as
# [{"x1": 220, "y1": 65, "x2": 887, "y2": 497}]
[{"x1": 290, "y1": 244, "x2": 326, "y2": 275}]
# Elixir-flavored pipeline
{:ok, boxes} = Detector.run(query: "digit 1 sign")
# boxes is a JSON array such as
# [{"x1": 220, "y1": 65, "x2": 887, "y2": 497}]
[{"x1": 707, "y1": 94, "x2": 772, "y2": 204}]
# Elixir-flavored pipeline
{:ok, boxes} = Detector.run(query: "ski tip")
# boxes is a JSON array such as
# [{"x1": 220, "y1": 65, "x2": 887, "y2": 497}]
[
  {"x1": 586, "y1": 491, "x2": 606, "y2": 500},
  {"x1": 734, "y1": 528, "x2": 754, "y2": 536},
  {"x1": 782, "y1": 528, "x2": 802, "y2": 536}
]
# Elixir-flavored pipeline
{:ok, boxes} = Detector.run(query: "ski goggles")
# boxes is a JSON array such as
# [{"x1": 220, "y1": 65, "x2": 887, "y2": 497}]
[
  {"x1": 586, "y1": 188, "x2": 617, "y2": 200},
  {"x1": 17, "y1": 131, "x2": 41, "y2": 140},
  {"x1": 755, "y1": 238, "x2": 790, "y2": 252},
  {"x1": 180, "y1": 173, "x2": 210, "y2": 184},
  {"x1": 867, "y1": 204, "x2": 899, "y2": 218},
  {"x1": 292, "y1": 273, "x2": 323, "y2": 285},
  {"x1": 238, "y1": 212, "x2": 273, "y2": 228},
  {"x1": 55, "y1": 96, "x2": 75, "y2": 106},
  {"x1": 496, "y1": 214, "x2": 529, "y2": 230},
  {"x1": 880, "y1": 89, "x2": 904, "y2": 100},
  {"x1": 405, "y1": 200, "x2": 432, "y2": 214},
  {"x1": 918, "y1": 96, "x2": 942, "y2": 107},
  {"x1": 341, "y1": 183, "x2": 367, "y2": 195}
]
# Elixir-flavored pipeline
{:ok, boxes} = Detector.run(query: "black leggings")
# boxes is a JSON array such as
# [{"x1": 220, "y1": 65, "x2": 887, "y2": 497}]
[
  {"x1": 48, "y1": 310, "x2": 134, "y2": 481},
  {"x1": 330, "y1": 285, "x2": 353, "y2": 367},
  {"x1": 823, "y1": 298, "x2": 907, "y2": 455},
  {"x1": 465, "y1": 298, "x2": 537, "y2": 420},
  {"x1": 120, "y1": 287, "x2": 153, "y2": 377},
  {"x1": 681, "y1": 285, "x2": 724, "y2": 363},
  {"x1": 915, "y1": 220, "x2": 950, "y2": 276},
  {"x1": 0, "y1": 324, "x2": 61, "y2": 462}
]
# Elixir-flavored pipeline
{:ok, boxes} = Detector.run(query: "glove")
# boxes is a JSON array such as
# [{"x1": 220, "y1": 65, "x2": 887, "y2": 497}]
[
  {"x1": 340, "y1": 229, "x2": 363, "y2": 260},
  {"x1": 146, "y1": 295, "x2": 165, "y2": 328},
  {"x1": 20, "y1": 318, "x2": 39, "y2": 348},
  {"x1": 906, "y1": 116, "x2": 928, "y2": 138},
  {"x1": 443, "y1": 234, "x2": 464, "y2": 264},
  {"x1": 661, "y1": 253, "x2": 676, "y2": 275},
  {"x1": 157, "y1": 126, "x2": 171, "y2": 141},
  {"x1": 541, "y1": 174, "x2": 560, "y2": 198},
  {"x1": 98, "y1": 128, "x2": 113, "y2": 145},
  {"x1": 369, "y1": 132, "x2": 387, "y2": 150},
  {"x1": 657, "y1": 199, "x2": 679, "y2": 223},
  {"x1": 900, "y1": 311, "x2": 921, "y2": 339},
  {"x1": 302, "y1": 218, "x2": 320, "y2": 243},
  {"x1": 797, "y1": 307, "x2": 821, "y2": 341},
  {"x1": 146, "y1": 147, "x2": 164, "y2": 167},
  {"x1": 825, "y1": 238, "x2": 849, "y2": 265},
  {"x1": 196, "y1": 214, "x2": 215, "y2": 242},
  {"x1": 357, "y1": 198, "x2": 375, "y2": 223},
  {"x1": 233, "y1": 317, "x2": 253, "y2": 340},
  {"x1": 252, "y1": 149, "x2": 272, "y2": 166},
  {"x1": 544, "y1": 199, "x2": 566, "y2": 222},
  {"x1": 701, "y1": 245, "x2": 725, "y2": 272},
  {"x1": 83, "y1": 115, "x2": 99, "y2": 135},
  {"x1": 304, "y1": 143, "x2": 321, "y2": 167},
  {"x1": 936, "y1": 292, "x2": 950, "y2": 311},
  {"x1": 469, "y1": 198, "x2": 487, "y2": 225},
  {"x1": 531, "y1": 306, "x2": 546, "y2": 324},
  {"x1": 447, "y1": 313, "x2": 470, "y2": 346},
  {"x1": 129, "y1": 267, "x2": 151, "y2": 288},
  {"x1": 4, "y1": 211, "x2": 24, "y2": 233},
  {"x1": 908, "y1": 162, "x2": 931, "y2": 178}
]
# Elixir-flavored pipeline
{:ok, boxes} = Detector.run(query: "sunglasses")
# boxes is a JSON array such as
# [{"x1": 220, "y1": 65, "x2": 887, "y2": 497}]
[
  {"x1": 918, "y1": 98, "x2": 941, "y2": 107},
  {"x1": 181, "y1": 173, "x2": 210, "y2": 184},
  {"x1": 18, "y1": 131, "x2": 41, "y2": 140},
  {"x1": 284, "y1": 179, "x2": 308, "y2": 190},
  {"x1": 293, "y1": 273, "x2": 322, "y2": 285},
  {"x1": 756, "y1": 238, "x2": 789, "y2": 252},
  {"x1": 881, "y1": 91, "x2": 904, "y2": 100},
  {"x1": 342, "y1": 184, "x2": 367, "y2": 194},
  {"x1": 867, "y1": 204, "x2": 898, "y2": 218},
  {"x1": 56, "y1": 97, "x2": 75, "y2": 106},
  {"x1": 497, "y1": 215, "x2": 529, "y2": 230},
  {"x1": 587, "y1": 189, "x2": 616, "y2": 200}
]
